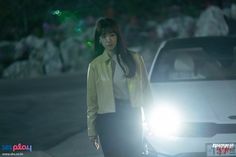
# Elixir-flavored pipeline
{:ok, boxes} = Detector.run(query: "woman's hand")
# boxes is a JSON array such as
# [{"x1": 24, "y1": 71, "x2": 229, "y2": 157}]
[{"x1": 89, "y1": 136, "x2": 100, "y2": 150}]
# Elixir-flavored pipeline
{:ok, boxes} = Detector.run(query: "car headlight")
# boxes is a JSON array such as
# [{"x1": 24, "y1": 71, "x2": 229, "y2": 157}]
[{"x1": 145, "y1": 104, "x2": 183, "y2": 138}]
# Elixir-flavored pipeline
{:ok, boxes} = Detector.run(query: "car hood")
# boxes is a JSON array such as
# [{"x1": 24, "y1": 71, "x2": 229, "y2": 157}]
[{"x1": 150, "y1": 80, "x2": 236, "y2": 124}]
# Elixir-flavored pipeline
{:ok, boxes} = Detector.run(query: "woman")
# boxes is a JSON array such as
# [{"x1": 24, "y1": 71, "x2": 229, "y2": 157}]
[{"x1": 87, "y1": 17, "x2": 152, "y2": 157}]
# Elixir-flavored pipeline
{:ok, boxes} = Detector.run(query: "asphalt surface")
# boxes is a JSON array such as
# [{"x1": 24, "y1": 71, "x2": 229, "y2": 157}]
[
  {"x1": 0, "y1": 73, "x2": 104, "y2": 156},
  {"x1": 21, "y1": 130, "x2": 104, "y2": 157}
]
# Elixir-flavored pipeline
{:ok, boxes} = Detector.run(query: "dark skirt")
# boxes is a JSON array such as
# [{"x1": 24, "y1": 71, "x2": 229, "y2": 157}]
[{"x1": 96, "y1": 99, "x2": 143, "y2": 157}]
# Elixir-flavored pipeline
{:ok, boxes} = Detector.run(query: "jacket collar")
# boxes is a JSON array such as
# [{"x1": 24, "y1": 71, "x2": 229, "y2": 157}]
[
  {"x1": 101, "y1": 50, "x2": 129, "y2": 75},
  {"x1": 101, "y1": 50, "x2": 114, "y2": 64}
]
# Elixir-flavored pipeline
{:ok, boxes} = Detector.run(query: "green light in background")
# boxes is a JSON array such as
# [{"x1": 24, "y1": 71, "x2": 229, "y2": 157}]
[
  {"x1": 86, "y1": 40, "x2": 93, "y2": 48},
  {"x1": 52, "y1": 10, "x2": 62, "y2": 16},
  {"x1": 75, "y1": 27, "x2": 82, "y2": 33}
]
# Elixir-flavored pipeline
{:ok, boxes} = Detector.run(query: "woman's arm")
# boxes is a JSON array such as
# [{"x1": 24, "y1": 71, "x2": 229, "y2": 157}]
[{"x1": 87, "y1": 63, "x2": 98, "y2": 137}]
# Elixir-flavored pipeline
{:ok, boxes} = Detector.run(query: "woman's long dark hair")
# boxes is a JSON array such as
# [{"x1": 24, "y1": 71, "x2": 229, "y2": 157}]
[{"x1": 94, "y1": 17, "x2": 136, "y2": 78}]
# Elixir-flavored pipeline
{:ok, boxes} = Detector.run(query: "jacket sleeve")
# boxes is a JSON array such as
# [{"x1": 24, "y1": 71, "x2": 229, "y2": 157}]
[{"x1": 87, "y1": 63, "x2": 98, "y2": 137}]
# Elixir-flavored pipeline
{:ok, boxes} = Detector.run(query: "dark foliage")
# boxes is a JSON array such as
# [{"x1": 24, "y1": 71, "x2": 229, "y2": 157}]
[{"x1": 0, "y1": 0, "x2": 230, "y2": 41}]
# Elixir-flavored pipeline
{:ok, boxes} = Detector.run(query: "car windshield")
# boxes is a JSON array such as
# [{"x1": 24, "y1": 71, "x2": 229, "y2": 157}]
[{"x1": 151, "y1": 46, "x2": 236, "y2": 82}]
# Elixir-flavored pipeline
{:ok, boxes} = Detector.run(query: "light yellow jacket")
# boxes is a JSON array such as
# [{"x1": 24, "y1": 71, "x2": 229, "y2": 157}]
[{"x1": 87, "y1": 51, "x2": 152, "y2": 137}]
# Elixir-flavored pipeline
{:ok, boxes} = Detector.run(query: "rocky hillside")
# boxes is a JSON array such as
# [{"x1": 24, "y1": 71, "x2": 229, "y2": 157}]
[{"x1": 0, "y1": 5, "x2": 235, "y2": 79}]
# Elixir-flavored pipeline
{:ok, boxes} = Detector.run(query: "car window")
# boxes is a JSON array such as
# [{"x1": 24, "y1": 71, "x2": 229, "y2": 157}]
[{"x1": 151, "y1": 47, "x2": 236, "y2": 82}]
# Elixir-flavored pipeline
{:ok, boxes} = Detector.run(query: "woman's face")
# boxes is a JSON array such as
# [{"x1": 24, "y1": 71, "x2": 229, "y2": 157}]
[{"x1": 99, "y1": 32, "x2": 117, "y2": 51}]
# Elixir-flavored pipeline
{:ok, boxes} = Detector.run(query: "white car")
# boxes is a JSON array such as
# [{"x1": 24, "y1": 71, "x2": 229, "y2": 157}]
[{"x1": 145, "y1": 36, "x2": 236, "y2": 157}]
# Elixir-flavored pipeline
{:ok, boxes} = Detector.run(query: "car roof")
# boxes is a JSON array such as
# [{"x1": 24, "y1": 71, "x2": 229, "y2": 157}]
[{"x1": 162, "y1": 36, "x2": 236, "y2": 51}]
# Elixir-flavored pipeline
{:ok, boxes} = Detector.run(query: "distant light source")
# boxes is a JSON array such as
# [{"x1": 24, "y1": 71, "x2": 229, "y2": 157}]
[
  {"x1": 52, "y1": 10, "x2": 62, "y2": 16},
  {"x1": 86, "y1": 41, "x2": 93, "y2": 48},
  {"x1": 75, "y1": 27, "x2": 82, "y2": 33}
]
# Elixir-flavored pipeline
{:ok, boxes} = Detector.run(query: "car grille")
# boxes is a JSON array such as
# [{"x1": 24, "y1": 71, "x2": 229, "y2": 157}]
[{"x1": 178, "y1": 122, "x2": 236, "y2": 137}]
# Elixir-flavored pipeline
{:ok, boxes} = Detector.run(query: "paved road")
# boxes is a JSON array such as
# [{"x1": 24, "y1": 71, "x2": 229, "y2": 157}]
[
  {"x1": 1, "y1": 130, "x2": 104, "y2": 157},
  {"x1": 20, "y1": 130, "x2": 104, "y2": 157},
  {"x1": 0, "y1": 73, "x2": 104, "y2": 156}
]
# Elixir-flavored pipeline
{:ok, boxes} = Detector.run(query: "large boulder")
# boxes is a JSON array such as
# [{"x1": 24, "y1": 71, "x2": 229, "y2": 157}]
[
  {"x1": 224, "y1": 3, "x2": 236, "y2": 20},
  {"x1": 194, "y1": 6, "x2": 229, "y2": 37},
  {"x1": 232, "y1": 4, "x2": 236, "y2": 20},
  {"x1": 3, "y1": 35, "x2": 63, "y2": 79},
  {"x1": 14, "y1": 35, "x2": 45, "y2": 61},
  {"x1": 60, "y1": 37, "x2": 86, "y2": 72},
  {"x1": 2, "y1": 60, "x2": 43, "y2": 79},
  {"x1": 157, "y1": 16, "x2": 195, "y2": 39},
  {"x1": 29, "y1": 39, "x2": 62, "y2": 75}
]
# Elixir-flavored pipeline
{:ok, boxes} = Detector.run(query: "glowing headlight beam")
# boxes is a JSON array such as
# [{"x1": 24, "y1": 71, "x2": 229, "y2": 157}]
[{"x1": 148, "y1": 105, "x2": 182, "y2": 138}]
